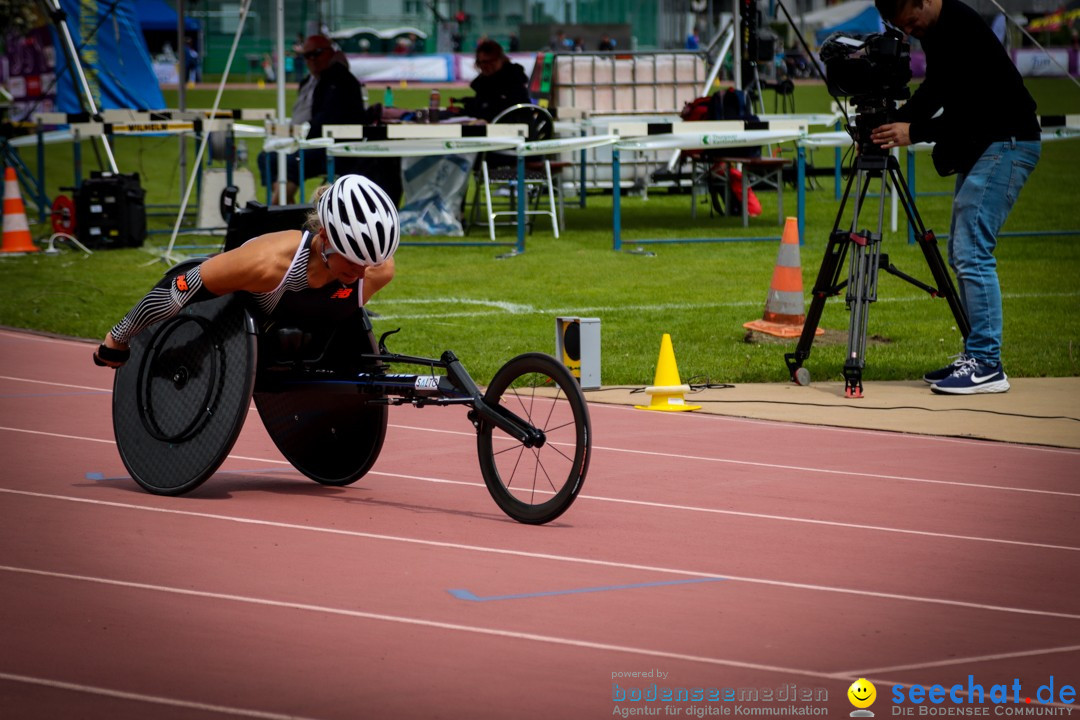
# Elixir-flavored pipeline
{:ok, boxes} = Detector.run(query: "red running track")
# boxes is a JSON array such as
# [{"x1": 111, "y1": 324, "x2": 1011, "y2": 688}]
[{"x1": 1, "y1": 328, "x2": 1078, "y2": 720}]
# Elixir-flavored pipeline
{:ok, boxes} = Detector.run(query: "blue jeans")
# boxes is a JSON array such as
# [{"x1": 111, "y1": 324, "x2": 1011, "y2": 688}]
[{"x1": 947, "y1": 139, "x2": 1040, "y2": 366}]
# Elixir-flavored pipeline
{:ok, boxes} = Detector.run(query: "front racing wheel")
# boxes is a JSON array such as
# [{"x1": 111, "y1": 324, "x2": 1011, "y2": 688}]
[{"x1": 476, "y1": 353, "x2": 591, "y2": 525}]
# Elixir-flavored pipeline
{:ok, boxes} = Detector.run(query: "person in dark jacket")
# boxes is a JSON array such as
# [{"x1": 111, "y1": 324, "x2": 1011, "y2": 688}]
[
  {"x1": 870, "y1": 0, "x2": 1040, "y2": 395},
  {"x1": 259, "y1": 36, "x2": 380, "y2": 204},
  {"x1": 460, "y1": 40, "x2": 531, "y2": 122}
]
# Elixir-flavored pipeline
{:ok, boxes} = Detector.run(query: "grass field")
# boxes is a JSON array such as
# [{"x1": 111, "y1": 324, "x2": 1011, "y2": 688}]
[{"x1": 2, "y1": 80, "x2": 1079, "y2": 387}]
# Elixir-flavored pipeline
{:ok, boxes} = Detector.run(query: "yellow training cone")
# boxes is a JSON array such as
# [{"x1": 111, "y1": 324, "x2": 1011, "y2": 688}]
[{"x1": 635, "y1": 334, "x2": 701, "y2": 412}]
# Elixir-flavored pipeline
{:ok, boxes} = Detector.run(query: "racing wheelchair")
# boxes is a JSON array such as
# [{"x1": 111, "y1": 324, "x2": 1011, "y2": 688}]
[{"x1": 111, "y1": 227, "x2": 590, "y2": 526}]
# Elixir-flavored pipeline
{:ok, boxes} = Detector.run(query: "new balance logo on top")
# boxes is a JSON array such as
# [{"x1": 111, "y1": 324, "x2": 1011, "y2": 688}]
[{"x1": 330, "y1": 287, "x2": 354, "y2": 299}]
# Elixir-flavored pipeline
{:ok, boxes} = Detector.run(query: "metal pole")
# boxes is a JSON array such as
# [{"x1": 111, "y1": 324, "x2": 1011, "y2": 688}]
[
  {"x1": 702, "y1": 21, "x2": 734, "y2": 96},
  {"x1": 161, "y1": 0, "x2": 253, "y2": 263},
  {"x1": 733, "y1": 0, "x2": 742, "y2": 91},
  {"x1": 516, "y1": 156, "x2": 526, "y2": 252},
  {"x1": 44, "y1": 0, "x2": 118, "y2": 173},
  {"x1": 797, "y1": 144, "x2": 806, "y2": 245},
  {"x1": 36, "y1": 122, "x2": 47, "y2": 223},
  {"x1": 612, "y1": 148, "x2": 622, "y2": 251},
  {"x1": 907, "y1": 148, "x2": 917, "y2": 244},
  {"x1": 178, "y1": 0, "x2": 187, "y2": 211},
  {"x1": 275, "y1": 0, "x2": 288, "y2": 205}
]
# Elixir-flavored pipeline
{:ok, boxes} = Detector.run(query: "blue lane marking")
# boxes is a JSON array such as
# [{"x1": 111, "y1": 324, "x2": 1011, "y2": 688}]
[{"x1": 448, "y1": 577, "x2": 726, "y2": 602}]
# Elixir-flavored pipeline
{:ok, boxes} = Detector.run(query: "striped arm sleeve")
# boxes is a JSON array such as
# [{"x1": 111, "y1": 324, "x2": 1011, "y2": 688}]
[{"x1": 110, "y1": 265, "x2": 214, "y2": 345}]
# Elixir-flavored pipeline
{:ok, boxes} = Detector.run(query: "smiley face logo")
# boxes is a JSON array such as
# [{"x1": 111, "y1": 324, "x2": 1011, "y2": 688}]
[{"x1": 848, "y1": 678, "x2": 877, "y2": 709}]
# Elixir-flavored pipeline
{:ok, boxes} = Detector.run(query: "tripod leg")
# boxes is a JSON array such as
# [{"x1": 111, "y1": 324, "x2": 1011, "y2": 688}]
[
  {"x1": 785, "y1": 228, "x2": 851, "y2": 384},
  {"x1": 841, "y1": 163, "x2": 892, "y2": 399},
  {"x1": 841, "y1": 228, "x2": 883, "y2": 398},
  {"x1": 783, "y1": 171, "x2": 864, "y2": 383},
  {"x1": 888, "y1": 164, "x2": 971, "y2": 339}
]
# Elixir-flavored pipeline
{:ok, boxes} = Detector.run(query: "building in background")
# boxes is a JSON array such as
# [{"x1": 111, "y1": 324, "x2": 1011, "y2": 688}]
[
  {"x1": 182, "y1": 0, "x2": 694, "y2": 73},
  {"x1": 178, "y1": 0, "x2": 1071, "y2": 77}
]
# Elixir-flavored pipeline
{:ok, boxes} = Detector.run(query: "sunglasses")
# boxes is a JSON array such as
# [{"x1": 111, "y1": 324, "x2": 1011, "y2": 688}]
[
  {"x1": 302, "y1": 48, "x2": 326, "y2": 59},
  {"x1": 318, "y1": 237, "x2": 380, "y2": 269}
]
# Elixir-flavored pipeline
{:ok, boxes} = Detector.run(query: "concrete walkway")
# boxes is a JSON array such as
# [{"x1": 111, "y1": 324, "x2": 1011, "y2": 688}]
[{"x1": 587, "y1": 377, "x2": 1080, "y2": 449}]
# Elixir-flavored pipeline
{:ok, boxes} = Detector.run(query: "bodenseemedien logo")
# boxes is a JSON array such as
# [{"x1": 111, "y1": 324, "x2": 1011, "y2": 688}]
[{"x1": 849, "y1": 678, "x2": 878, "y2": 717}]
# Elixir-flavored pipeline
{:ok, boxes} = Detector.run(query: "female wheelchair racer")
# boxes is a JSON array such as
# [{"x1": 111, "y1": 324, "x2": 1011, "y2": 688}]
[{"x1": 96, "y1": 174, "x2": 590, "y2": 525}]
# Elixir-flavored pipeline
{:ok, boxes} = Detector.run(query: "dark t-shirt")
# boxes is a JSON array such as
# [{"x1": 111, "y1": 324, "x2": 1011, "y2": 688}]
[{"x1": 896, "y1": 0, "x2": 1040, "y2": 148}]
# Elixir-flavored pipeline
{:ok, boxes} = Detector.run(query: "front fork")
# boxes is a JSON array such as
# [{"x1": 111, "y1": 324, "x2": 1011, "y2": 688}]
[{"x1": 439, "y1": 351, "x2": 547, "y2": 449}]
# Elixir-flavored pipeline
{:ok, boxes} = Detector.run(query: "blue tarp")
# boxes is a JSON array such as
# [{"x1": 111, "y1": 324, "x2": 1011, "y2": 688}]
[
  {"x1": 53, "y1": 0, "x2": 166, "y2": 112},
  {"x1": 135, "y1": 0, "x2": 200, "y2": 32},
  {"x1": 815, "y1": 6, "x2": 885, "y2": 44}
]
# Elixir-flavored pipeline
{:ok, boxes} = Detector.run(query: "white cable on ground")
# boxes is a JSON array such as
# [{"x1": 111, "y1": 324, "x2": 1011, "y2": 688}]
[
  {"x1": 43, "y1": 233, "x2": 93, "y2": 256},
  {"x1": 159, "y1": 0, "x2": 254, "y2": 266}
]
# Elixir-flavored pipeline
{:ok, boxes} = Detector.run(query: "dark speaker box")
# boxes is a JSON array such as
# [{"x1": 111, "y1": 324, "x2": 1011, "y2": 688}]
[
  {"x1": 224, "y1": 201, "x2": 311, "y2": 252},
  {"x1": 76, "y1": 172, "x2": 146, "y2": 249}
]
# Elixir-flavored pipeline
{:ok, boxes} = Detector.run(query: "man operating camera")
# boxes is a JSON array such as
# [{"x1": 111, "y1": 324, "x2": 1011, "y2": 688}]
[{"x1": 870, "y1": 0, "x2": 1041, "y2": 395}]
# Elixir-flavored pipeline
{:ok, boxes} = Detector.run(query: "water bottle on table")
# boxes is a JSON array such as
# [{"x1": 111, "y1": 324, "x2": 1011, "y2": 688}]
[{"x1": 429, "y1": 89, "x2": 440, "y2": 123}]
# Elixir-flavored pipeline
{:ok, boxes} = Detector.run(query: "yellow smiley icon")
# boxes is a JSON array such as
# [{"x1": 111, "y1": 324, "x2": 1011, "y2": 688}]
[{"x1": 848, "y1": 678, "x2": 877, "y2": 709}]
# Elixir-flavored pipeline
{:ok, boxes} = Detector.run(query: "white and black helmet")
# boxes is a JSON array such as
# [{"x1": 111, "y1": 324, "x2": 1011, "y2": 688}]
[{"x1": 318, "y1": 174, "x2": 399, "y2": 266}]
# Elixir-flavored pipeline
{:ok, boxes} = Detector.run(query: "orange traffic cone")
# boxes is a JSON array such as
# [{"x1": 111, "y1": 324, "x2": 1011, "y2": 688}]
[
  {"x1": 634, "y1": 334, "x2": 701, "y2": 412},
  {"x1": 743, "y1": 217, "x2": 819, "y2": 338},
  {"x1": 2, "y1": 167, "x2": 39, "y2": 254}
]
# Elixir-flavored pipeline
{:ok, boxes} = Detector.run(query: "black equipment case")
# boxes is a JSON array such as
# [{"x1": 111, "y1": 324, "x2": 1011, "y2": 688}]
[
  {"x1": 75, "y1": 172, "x2": 147, "y2": 249},
  {"x1": 224, "y1": 201, "x2": 311, "y2": 251}
]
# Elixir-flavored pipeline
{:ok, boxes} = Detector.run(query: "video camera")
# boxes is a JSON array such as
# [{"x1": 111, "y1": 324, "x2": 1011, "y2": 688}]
[{"x1": 820, "y1": 29, "x2": 912, "y2": 149}]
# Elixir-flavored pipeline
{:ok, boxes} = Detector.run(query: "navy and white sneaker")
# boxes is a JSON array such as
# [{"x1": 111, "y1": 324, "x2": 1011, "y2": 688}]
[
  {"x1": 931, "y1": 357, "x2": 1010, "y2": 395},
  {"x1": 923, "y1": 353, "x2": 970, "y2": 384}
]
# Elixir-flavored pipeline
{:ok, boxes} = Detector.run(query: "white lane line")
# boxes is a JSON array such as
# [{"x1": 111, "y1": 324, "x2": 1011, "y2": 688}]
[
  {"x1": 372, "y1": 291, "x2": 1080, "y2": 320},
  {"x1": 10, "y1": 421, "x2": 1076, "y2": 500},
  {"x1": 589, "y1": 443, "x2": 1080, "y2": 498},
  {"x1": 0, "y1": 426, "x2": 117, "y2": 445},
  {"x1": 579, "y1": 493, "x2": 1080, "y2": 553},
  {"x1": 836, "y1": 643, "x2": 1080, "y2": 678},
  {"x1": 3, "y1": 490, "x2": 1079, "y2": 621},
  {"x1": 1, "y1": 369, "x2": 1078, "y2": 459},
  {"x1": 1, "y1": 426, "x2": 1077, "y2": 551},
  {"x1": 0, "y1": 564, "x2": 885, "y2": 682},
  {"x1": 73, "y1": 459, "x2": 1080, "y2": 553},
  {"x1": 0, "y1": 331, "x2": 90, "y2": 346},
  {"x1": 585, "y1": 403, "x2": 1080, "y2": 456},
  {"x1": 0, "y1": 671, "x2": 325, "y2": 720},
  {"x1": 384, "y1": 422, "x2": 1080, "y2": 498},
  {"x1": 3, "y1": 573, "x2": 1075, "y2": 712},
  {"x1": 0, "y1": 376, "x2": 112, "y2": 393},
  {"x1": 384, "y1": 297, "x2": 539, "y2": 313}
]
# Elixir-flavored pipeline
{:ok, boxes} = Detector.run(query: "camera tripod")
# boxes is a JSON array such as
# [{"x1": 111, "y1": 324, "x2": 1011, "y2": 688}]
[{"x1": 783, "y1": 147, "x2": 970, "y2": 398}]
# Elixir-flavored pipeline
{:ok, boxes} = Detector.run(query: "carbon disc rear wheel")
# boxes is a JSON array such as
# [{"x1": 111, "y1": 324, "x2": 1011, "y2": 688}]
[{"x1": 113, "y1": 292, "x2": 257, "y2": 496}]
